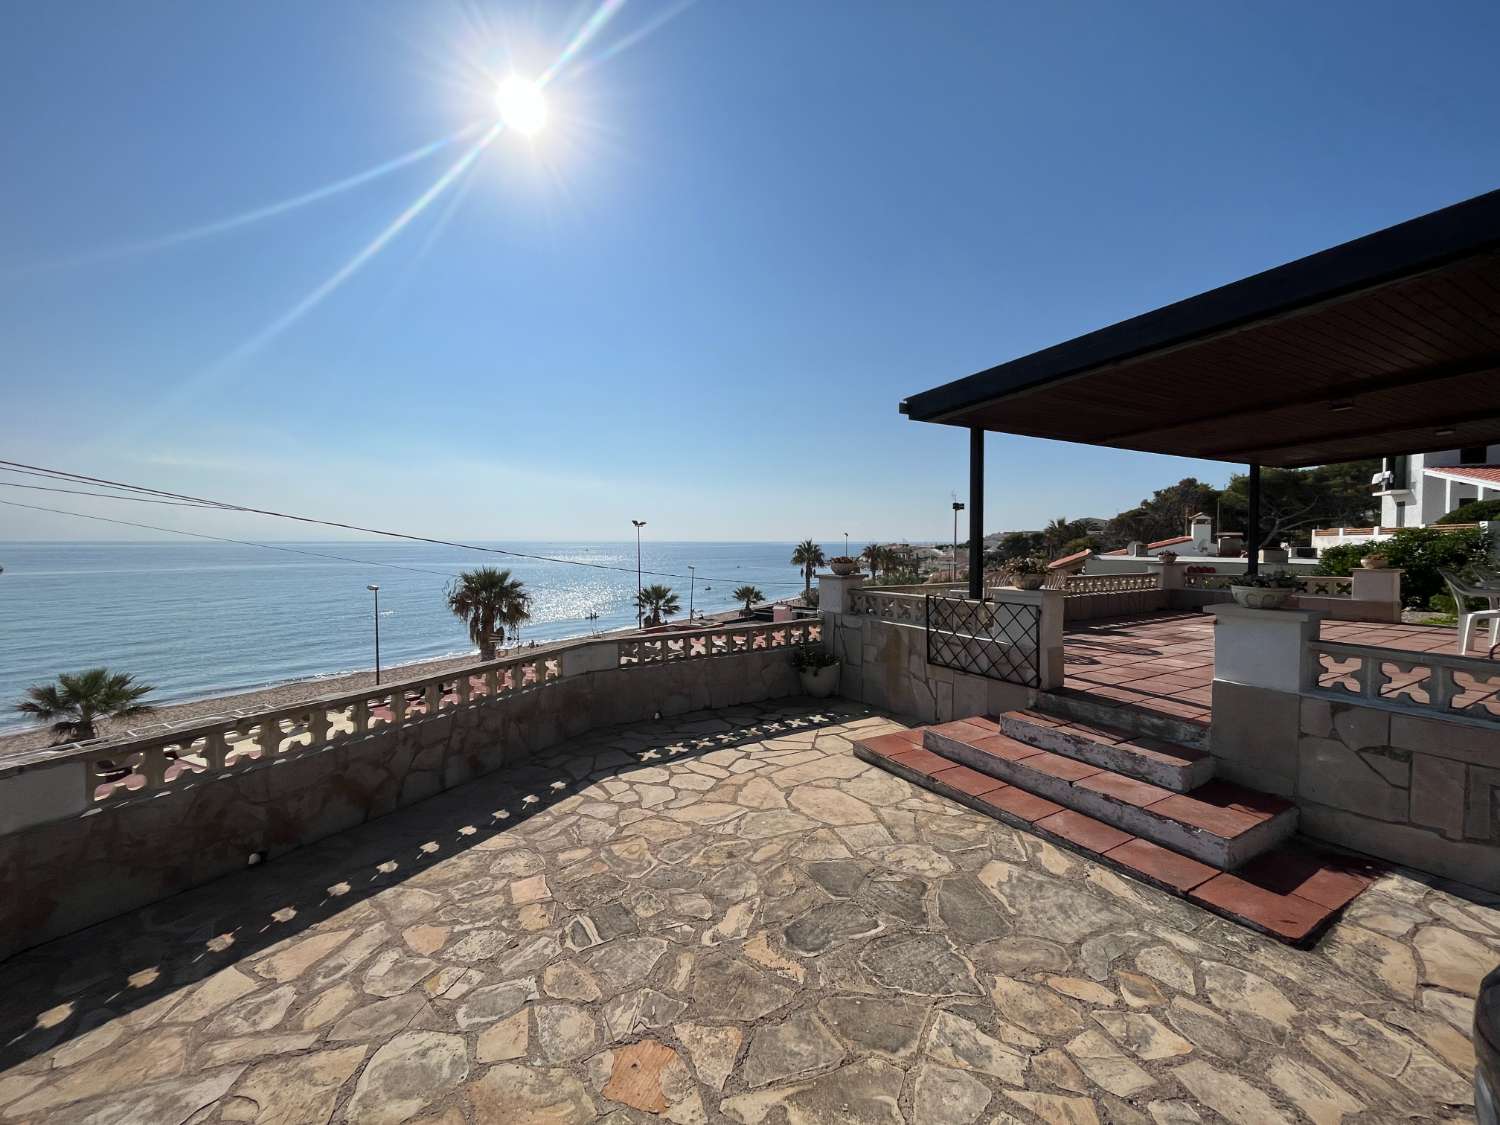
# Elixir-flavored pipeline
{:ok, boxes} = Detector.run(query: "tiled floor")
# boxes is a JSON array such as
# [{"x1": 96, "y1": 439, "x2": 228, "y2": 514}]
[{"x1": 1061, "y1": 611, "x2": 1496, "y2": 725}]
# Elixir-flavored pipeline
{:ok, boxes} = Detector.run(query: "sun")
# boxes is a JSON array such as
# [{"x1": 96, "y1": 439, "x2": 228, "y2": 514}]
[{"x1": 494, "y1": 76, "x2": 548, "y2": 137}]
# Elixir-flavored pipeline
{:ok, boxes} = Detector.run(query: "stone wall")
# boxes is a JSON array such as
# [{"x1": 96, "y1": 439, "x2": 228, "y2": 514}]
[
  {"x1": 825, "y1": 614, "x2": 1031, "y2": 724},
  {"x1": 0, "y1": 649, "x2": 799, "y2": 961},
  {"x1": 1211, "y1": 680, "x2": 1500, "y2": 891}
]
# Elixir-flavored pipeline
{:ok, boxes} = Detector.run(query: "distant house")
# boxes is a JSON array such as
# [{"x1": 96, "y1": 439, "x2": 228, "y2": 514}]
[
  {"x1": 1311, "y1": 444, "x2": 1500, "y2": 552},
  {"x1": 1100, "y1": 514, "x2": 1242, "y2": 558}
]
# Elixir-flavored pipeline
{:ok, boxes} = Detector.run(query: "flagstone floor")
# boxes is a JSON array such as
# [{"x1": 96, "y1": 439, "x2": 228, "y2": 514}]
[{"x1": 0, "y1": 698, "x2": 1493, "y2": 1124}]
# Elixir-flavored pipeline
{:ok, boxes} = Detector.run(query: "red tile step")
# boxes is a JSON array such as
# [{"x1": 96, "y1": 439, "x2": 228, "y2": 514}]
[
  {"x1": 995, "y1": 709, "x2": 1213, "y2": 793},
  {"x1": 853, "y1": 729, "x2": 1375, "y2": 947},
  {"x1": 1034, "y1": 687, "x2": 1209, "y2": 752},
  {"x1": 922, "y1": 720, "x2": 1296, "y2": 869}
]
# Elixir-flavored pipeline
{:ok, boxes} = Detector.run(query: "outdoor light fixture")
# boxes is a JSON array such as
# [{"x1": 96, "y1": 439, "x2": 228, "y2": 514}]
[
  {"x1": 1435, "y1": 428, "x2": 1456, "y2": 437},
  {"x1": 632, "y1": 520, "x2": 647, "y2": 629},
  {"x1": 1328, "y1": 401, "x2": 1355, "y2": 413},
  {"x1": 367, "y1": 584, "x2": 382, "y2": 685}
]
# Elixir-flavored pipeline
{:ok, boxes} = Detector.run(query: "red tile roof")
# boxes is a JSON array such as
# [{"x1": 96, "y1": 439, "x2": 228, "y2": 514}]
[
  {"x1": 1424, "y1": 464, "x2": 1500, "y2": 486},
  {"x1": 1102, "y1": 534, "x2": 1193, "y2": 557},
  {"x1": 1047, "y1": 548, "x2": 1092, "y2": 570}
]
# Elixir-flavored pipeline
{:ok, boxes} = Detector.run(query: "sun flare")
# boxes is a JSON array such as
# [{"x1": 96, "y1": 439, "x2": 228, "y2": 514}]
[{"x1": 495, "y1": 75, "x2": 547, "y2": 136}]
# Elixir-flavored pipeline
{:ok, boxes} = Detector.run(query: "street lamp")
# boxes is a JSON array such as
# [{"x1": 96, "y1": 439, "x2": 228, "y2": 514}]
[
  {"x1": 367, "y1": 584, "x2": 382, "y2": 685},
  {"x1": 951, "y1": 502, "x2": 965, "y2": 581},
  {"x1": 688, "y1": 564, "x2": 696, "y2": 619},
  {"x1": 631, "y1": 519, "x2": 647, "y2": 628},
  {"x1": 843, "y1": 531, "x2": 849, "y2": 557}
]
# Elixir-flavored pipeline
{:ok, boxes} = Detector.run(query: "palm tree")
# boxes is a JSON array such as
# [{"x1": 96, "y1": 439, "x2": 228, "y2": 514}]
[
  {"x1": 446, "y1": 567, "x2": 531, "y2": 660},
  {"x1": 15, "y1": 668, "x2": 156, "y2": 743},
  {"x1": 635, "y1": 584, "x2": 681, "y2": 626},
  {"x1": 732, "y1": 585, "x2": 765, "y2": 615},
  {"x1": 861, "y1": 543, "x2": 883, "y2": 579},
  {"x1": 1043, "y1": 517, "x2": 1076, "y2": 555},
  {"x1": 790, "y1": 539, "x2": 825, "y2": 596}
]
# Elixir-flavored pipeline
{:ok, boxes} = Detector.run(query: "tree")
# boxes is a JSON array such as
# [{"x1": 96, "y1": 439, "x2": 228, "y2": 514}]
[
  {"x1": 635, "y1": 584, "x2": 680, "y2": 626},
  {"x1": 861, "y1": 543, "x2": 889, "y2": 579},
  {"x1": 1219, "y1": 461, "x2": 1378, "y2": 551},
  {"x1": 15, "y1": 668, "x2": 155, "y2": 743},
  {"x1": 732, "y1": 585, "x2": 765, "y2": 614},
  {"x1": 1042, "y1": 518, "x2": 1084, "y2": 555},
  {"x1": 1102, "y1": 478, "x2": 1221, "y2": 549},
  {"x1": 986, "y1": 530, "x2": 1044, "y2": 567},
  {"x1": 1437, "y1": 498, "x2": 1500, "y2": 524},
  {"x1": 790, "y1": 540, "x2": 825, "y2": 596},
  {"x1": 446, "y1": 567, "x2": 531, "y2": 660}
]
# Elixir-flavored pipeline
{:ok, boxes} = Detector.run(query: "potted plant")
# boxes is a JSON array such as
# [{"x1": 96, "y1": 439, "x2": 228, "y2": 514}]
[
  {"x1": 1361, "y1": 550, "x2": 1390, "y2": 569},
  {"x1": 1157, "y1": 550, "x2": 1179, "y2": 564},
  {"x1": 1007, "y1": 556, "x2": 1048, "y2": 591},
  {"x1": 1229, "y1": 571, "x2": 1300, "y2": 609},
  {"x1": 828, "y1": 556, "x2": 859, "y2": 576},
  {"x1": 791, "y1": 642, "x2": 840, "y2": 698}
]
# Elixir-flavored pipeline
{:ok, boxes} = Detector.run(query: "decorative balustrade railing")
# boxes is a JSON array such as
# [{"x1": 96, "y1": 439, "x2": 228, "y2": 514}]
[
  {"x1": 1309, "y1": 640, "x2": 1500, "y2": 725},
  {"x1": 845, "y1": 589, "x2": 928, "y2": 623},
  {"x1": 1183, "y1": 574, "x2": 1236, "y2": 590},
  {"x1": 1181, "y1": 573, "x2": 1352, "y2": 597},
  {"x1": 617, "y1": 619, "x2": 820, "y2": 665},
  {"x1": 1060, "y1": 572, "x2": 1160, "y2": 595},
  {"x1": 926, "y1": 594, "x2": 1042, "y2": 688},
  {"x1": 11, "y1": 617, "x2": 819, "y2": 814}
]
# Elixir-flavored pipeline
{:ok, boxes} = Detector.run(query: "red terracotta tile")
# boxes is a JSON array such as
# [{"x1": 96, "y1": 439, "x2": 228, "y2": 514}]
[
  {"x1": 1017, "y1": 750, "x2": 1104, "y2": 783},
  {"x1": 1189, "y1": 874, "x2": 1333, "y2": 943},
  {"x1": 977, "y1": 786, "x2": 1064, "y2": 823},
  {"x1": 1189, "y1": 781, "x2": 1294, "y2": 822},
  {"x1": 1035, "y1": 809, "x2": 1133, "y2": 853},
  {"x1": 1234, "y1": 848, "x2": 1377, "y2": 910},
  {"x1": 931, "y1": 764, "x2": 1007, "y2": 798},
  {"x1": 1075, "y1": 772, "x2": 1175, "y2": 808},
  {"x1": 888, "y1": 746, "x2": 953, "y2": 775},
  {"x1": 958, "y1": 715, "x2": 1001, "y2": 734},
  {"x1": 928, "y1": 719, "x2": 995, "y2": 743},
  {"x1": 1104, "y1": 838, "x2": 1219, "y2": 892},
  {"x1": 969, "y1": 734, "x2": 1046, "y2": 763},
  {"x1": 856, "y1": 731, "x2": 922, "y2": 759},
  {"x1": 1148, "y1": 794, "x2": 1263, "y2": 839}
]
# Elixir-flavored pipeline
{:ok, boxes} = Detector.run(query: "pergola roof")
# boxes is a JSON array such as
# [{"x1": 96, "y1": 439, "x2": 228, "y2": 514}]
[{"x1": 900, "y1": 189, "x2": 1500, "y2": 468}]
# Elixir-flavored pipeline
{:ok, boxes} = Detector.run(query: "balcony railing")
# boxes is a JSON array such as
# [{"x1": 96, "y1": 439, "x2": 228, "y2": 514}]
[
  {"x1": 2, "y1": 618, "x2": 819, "y2": 814},
  {"x1": 1059, "y1": 572, "x2": 1159, "y2": 595},
  {"x1": 846, "y1": 588, "x2": 928, "y2": 623},
  {"x1": 1309, "y1": 639, "x2": 1500, "y2": 725}
]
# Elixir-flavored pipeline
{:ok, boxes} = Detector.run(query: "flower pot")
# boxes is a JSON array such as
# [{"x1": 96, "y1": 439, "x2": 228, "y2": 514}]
[
  {"x1": 1011, "y1": 575, "x2": 1046, "y2": 590},
  {"x1": 1157, "y1": 551, "x2": 1178, "y2": 564},
  {"x1": 1230, "y1": 585, "x2": 1293, "y2": 610},
  {"x1": 829, "y1": 559, "x2": 858, "y2": 576},
  {"x1": 1361, "y1": 556, "x2": 1390, "y2": 569},
  {"x1": 799, "y1": 662, "x2": 840, "y2": 698}
]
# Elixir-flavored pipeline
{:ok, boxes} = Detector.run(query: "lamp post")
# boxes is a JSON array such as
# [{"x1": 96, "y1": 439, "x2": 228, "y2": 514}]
[
  {"x1": 951, "y1": 501, "x2": 965, "y2": 581},
  {"x1": 367, "y1": 584, "x2": 382, "y2": 685},
  {"x1": 843, "y1": 531, "x2": 849, "y2": 557},
  {"x1": 688, "y1": 565, "x2": 696, "y2": 619},
  {"x1": 631, "y1": 519, "x2": 646, "y2": 628}
]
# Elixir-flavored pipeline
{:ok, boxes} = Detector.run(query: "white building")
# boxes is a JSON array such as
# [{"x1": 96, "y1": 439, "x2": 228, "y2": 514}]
[{"x1": 1312, "y1": 445, "x2": 1500, "y2": 552}]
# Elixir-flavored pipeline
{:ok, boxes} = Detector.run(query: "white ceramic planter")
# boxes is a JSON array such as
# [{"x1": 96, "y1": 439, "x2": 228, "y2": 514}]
[
  {"x1": 1011, "y1": 575, "x2": 1046, "y2": 590},
  {"x1": 1230, "y1": 586, "x2": 1294, "y2": 610},
  {"x1": 799, "y1": 663, "x2": 840, "y2": 698},
  {"x1": 1361, "y1": 556, "x2": 1390, "y2": 569}
]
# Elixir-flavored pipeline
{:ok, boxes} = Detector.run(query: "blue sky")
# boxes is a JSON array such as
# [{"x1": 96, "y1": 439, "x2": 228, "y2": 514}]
[{"x1": 2, "y1": 1, "x2": 1498, "y2": 545}]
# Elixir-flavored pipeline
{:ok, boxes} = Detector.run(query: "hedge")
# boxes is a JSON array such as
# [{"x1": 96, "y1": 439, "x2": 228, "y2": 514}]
[{"x1": 1316, "y1": 526, "x2": 1492, "y2": 608}]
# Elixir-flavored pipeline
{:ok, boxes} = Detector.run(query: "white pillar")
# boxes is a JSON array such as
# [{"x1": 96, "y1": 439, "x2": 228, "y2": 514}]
[
  {"x1": 816, "y1": 571, "x2": 865, "y2": 618},
  {"x1": 1350, "y1": 566, "x2": 1403, "y2": 622},
  {"x1": 1205, "y1": 604, "x2": 1323, "y2": 693},
  {"x1": 1149, "y1": 559, "x2": 1184, "y2": 590},
  {"x1": 992, "y1": 587, "x2": 1065, "y2": 690}
]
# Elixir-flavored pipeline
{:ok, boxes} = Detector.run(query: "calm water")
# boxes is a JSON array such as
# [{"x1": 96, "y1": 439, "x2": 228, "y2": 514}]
[{"x1": 0, "y1": 540, "x2": 821, "y2": 729}]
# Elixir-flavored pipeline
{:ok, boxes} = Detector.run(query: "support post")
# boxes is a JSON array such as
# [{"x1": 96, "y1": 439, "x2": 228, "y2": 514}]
[
  {"x1": 968, "y1": 427, "x2": 984, "y2": 601},
  {"x1": 1246, "y1": 463, "x2": 1261, "y2": 578}
]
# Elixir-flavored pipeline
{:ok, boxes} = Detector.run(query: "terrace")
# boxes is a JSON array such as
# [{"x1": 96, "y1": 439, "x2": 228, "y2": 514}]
[{"x1": 0, "y1": 698, "x2": 1490, "y2": 1124}]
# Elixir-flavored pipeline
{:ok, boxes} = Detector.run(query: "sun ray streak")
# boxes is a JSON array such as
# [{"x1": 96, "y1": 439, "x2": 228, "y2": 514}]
[
  {"x1": 201, "y1": 121, "x2": 503, "y2": 376},
  {"x1": 539, "y1": 0, "x2": 630, "y2": 87},
  {"x1": 2, "y1": 123, "x2": 484, "y2": 277},
  {"x1": 565, "y1": 0, "x2": 699, "y2": 80}
]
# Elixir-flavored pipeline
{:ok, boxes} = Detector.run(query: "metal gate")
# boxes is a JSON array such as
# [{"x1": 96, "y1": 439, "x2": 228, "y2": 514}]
[{"x1": 925, "y1": 594, "x2": 1042, "y2": 688}]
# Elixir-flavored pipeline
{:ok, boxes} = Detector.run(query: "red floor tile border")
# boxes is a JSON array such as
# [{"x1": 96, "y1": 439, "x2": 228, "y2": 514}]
[
  {"x1": 889, "y1": 745, "x2": 954, "y2": 774},
  {"x1": 1035, "y1": 809, "x2": 1133, "y2": 853},
  {"x1": 930, "y1": 764, "x2": 1007, "y2": 798},
  {"x1": 976, "y1": 785, "x2": 1065, "y2": 823},
  {"x1": 1103, "y1": 837, "x2": 1220, "y2": 893},
  {"x1": 1189, "y1": 873, "x2": 1334, "y2": 943}
]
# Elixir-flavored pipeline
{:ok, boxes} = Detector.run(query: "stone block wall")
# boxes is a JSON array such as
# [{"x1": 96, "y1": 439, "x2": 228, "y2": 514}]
[
  {"x1": 0, "y1": 650, "x2": 799, "y2": 961},
  {"x1": 1212, "y1": 680, "x2": 1499, "y2": 891},
  {"x1": 825, "y1": 614, "x2": 1030, "y2": 724}
]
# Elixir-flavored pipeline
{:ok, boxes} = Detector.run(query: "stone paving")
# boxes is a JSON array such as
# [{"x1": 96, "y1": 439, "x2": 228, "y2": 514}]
[{"x1": 0, "y1": 697, "x2": 1494, "y2": 1124}]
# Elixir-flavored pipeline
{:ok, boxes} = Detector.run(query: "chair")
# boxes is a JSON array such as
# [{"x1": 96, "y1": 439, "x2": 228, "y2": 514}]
[{"x1": 1439, "y1": 569, "x2": 1500, "y2": 655}]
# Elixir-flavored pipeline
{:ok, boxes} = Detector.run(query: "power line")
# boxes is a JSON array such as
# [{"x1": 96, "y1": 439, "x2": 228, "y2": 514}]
[
  {"x1": 0, "y1": 461, "x2": 807, "y2": 587},
  {"x1": 0, "y1": 481, "x2": 219, "y2": 507}
]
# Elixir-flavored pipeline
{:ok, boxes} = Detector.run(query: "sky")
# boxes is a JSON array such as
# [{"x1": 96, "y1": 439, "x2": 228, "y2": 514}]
[{"x1": 2, "y1": 0, "x2": 1499, "y2": 546}]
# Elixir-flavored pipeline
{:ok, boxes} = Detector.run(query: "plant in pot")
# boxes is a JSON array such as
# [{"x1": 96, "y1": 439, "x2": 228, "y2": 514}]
[
  {"x1": 828, "y1": 556, "x2": 859, "y2": 577},
  {"x1": 1156, "y1": 550, "x2": 1179, "y2": 564},
  {"x1": 791, "y1": 641, "x2": 840, "y2": 698},
  {"x1": 1230, "y1": 570, "x2": 1301, "y2": 609},
  {"x1": 1360, "y1": 550, "x2": 1390, "y2": 570},
  {"x1": 1007, "y1": 556, "x2": 1049, "y2": 591}
]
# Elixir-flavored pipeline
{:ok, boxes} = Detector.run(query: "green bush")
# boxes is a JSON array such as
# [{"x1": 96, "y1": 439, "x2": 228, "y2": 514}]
[
  {"x1": 1316, "y1": 527, "x2": 1492, "y2": 607},
  {"x1": 1435, "y1": 498, "x2": 1500, "y2": 524}
]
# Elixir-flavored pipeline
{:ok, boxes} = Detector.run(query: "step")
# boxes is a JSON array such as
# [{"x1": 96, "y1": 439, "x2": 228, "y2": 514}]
[
  {"x1": 1034, "y1": 688, "x2": 1210, "y2": 753},
  {"x1": 922, "y1": 719, "x2": 1295, "y2": 869},
  {"x1": 853, "y1": 731, "x2": 1373, "y2": 946},
  {"x1": 995, "y1": 709, "x2": 1213, "y2": 793}
]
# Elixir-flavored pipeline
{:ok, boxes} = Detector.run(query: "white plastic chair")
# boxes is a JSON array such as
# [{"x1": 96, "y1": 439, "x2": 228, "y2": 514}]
[{"x1": 1440, "y1": 569, "x2": 1500, "y2": 655}]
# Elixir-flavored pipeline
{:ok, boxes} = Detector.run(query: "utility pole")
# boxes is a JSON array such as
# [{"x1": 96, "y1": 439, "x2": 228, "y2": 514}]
[
  {"x1": 952, "y1": 501, "x2": 965, "y2": 581},
  {"x1": 688, "y1": 565, "x2": 696, "y2": 619},
  {"x1": 367, "y1": 585, "x2": 382, "y2": 685}
]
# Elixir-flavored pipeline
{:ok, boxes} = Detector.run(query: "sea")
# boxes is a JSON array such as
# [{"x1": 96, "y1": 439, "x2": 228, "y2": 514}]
[{"x1": 0, "y1": 540, "x2": 827, "y2": 730}]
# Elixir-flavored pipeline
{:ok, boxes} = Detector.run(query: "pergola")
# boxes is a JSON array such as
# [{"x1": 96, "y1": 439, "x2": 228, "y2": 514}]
[{"x1": 901, "y1": 188, "x2": 1500, "y2": 598}]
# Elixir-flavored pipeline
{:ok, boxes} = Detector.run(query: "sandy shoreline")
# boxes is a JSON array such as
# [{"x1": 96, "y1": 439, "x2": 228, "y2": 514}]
[{"x1": 0, "y1": 603, "x2": 773, "y2": 756}]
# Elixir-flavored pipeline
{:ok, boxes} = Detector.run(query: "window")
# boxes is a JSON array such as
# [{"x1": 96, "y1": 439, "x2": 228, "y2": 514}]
[
  {"x1": 1460, "y1": 445, "x2": 1487, "y2": 465},
  {"x1": 1393, "y1": 500, "x2": 1406, "y2": 528},
  {"x1": 1383, "y1": 456, "x2": 1409, "y2": 490}
]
